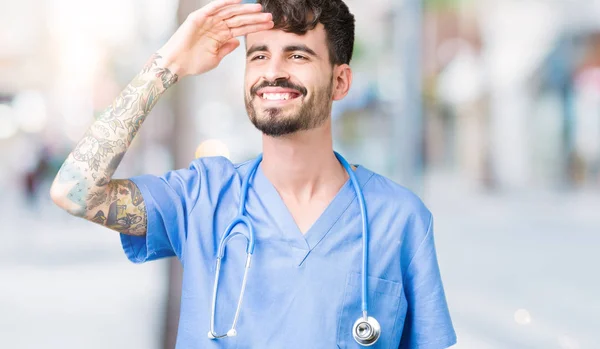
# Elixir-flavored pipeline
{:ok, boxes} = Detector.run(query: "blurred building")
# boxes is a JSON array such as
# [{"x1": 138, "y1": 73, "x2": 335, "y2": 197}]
[{"x1": 4, "y1": 0, "x2": 600, "y2": 193}]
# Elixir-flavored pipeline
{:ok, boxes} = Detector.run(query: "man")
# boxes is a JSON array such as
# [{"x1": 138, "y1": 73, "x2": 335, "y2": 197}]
[{"x1": 50, "y1": 0, "x2": 457, "y2": 347}]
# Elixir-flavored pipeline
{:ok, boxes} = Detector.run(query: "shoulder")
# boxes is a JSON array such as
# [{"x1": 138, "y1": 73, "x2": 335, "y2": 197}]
[
  {"x1": 185, "y1": 156, "x2": 254, "y2": 182},
  {"x1": 181, "y1": 156, "x2": 261, "y2": 197},
  {"x1": 188, "y1": 156, "x2": 238, "y2": 173},
  {"x1": 359, "y1": 166, "x2": 431, "y2": 221},
  {"x1": 358, "y1": 166, "x2": 433, "y2": 255},
  {"x1": 156, "y1": 156, "x2": 254, "y2": 212},
  {"x1": 358, "y1": 167, "x2": 436, "y2": 272}
]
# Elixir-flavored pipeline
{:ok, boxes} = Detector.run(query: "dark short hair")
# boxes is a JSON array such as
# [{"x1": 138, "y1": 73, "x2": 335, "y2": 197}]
[{"x1": 257, "y1": 0, "x2": 355, "y2": 65}]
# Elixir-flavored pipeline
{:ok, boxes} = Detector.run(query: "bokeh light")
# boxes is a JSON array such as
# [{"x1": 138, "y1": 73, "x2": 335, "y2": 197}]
[
  {"x1": 0, "y1": 104, "x2": 19, "y2": 140},
  {"x1": 195, "y1": 139, "x2": 231, "y2": 159},
  {"x1": 514, "y1": 308, "x2": 532, "y2": 325},
  {"x1": 12, "y1": 91, "x2": 48, "y2": 134}
]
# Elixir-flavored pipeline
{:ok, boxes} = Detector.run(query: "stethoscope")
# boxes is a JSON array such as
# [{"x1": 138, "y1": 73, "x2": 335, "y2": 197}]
[{"x1": 208, "y1": 152, "x2": 381, "y2": 346}]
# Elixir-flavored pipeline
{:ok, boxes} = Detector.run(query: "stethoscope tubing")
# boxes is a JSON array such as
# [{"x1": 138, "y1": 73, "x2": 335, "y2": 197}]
[
  {"x1": 209, "y1": 152, "x2": 375, "y2": 342},
  {"x1": 334, "y1": 152, "x2": 370, "y2": 317}
]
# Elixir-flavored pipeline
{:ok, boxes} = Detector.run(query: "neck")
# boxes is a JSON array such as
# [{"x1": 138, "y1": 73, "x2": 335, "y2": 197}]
[{"x1": 261, "y1": 120, "x2": 347, "y2": 201}]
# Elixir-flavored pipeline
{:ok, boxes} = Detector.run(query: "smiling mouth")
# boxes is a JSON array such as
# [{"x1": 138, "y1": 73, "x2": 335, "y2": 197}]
[{"x1": 258, "y1": 92, "x2": 302, "y2": 101}]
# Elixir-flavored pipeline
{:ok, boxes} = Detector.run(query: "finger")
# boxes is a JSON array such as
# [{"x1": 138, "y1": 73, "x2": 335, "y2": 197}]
[
  {"x1": 215, "y1": 3, "x2": 264, "y2": 20},
  {"x1": 230, "y1": 21, "x2": 275, "y2": 37},
  {"x1": 202, "y1": 0, "x2": 242, "y2": 16},
  {"x1": 217, "y1": 38, "x2": 241, "y2": 60},
  {"x1": 224, "y1": 12, "x2": 272, "y2": 28}
]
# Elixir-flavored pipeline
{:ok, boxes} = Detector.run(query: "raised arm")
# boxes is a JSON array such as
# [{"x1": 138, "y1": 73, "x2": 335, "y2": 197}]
[
  {"x1": 50, "y1": 0, "x2": 274, "y2": 236},
  {"x1": 50, "y1": 55, "x2": 177, "y2": 235}
]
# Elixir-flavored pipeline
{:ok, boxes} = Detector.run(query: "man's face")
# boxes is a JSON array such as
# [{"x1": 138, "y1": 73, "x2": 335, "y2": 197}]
[{"x1": 244, "y1": 24, "x2": 335, "y2": 137}]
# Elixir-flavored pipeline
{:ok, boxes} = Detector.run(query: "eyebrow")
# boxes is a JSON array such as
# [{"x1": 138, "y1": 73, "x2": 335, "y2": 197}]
[
  {"x1": 246, "y1": 44, "x2": 319, "y2": 58},
  {"x1": 246, "y1": 45, "x2": 268, "y2": 57}
]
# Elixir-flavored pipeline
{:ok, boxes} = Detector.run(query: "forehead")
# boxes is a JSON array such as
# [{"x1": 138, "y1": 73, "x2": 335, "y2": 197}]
[{"x1": 245, "y1": 23, "x2": 328, "y2": 56}]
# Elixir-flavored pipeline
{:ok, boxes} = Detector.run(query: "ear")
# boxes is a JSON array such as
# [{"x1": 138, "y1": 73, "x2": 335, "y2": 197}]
[{"x1": 332, "y1": 64, "x2": 353, "y2": 101}]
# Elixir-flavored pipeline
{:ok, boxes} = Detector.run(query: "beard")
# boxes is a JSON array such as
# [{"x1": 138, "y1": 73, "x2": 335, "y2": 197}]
[{"x1": 244, "y1": 78, "x2": 333, "y2": 137}]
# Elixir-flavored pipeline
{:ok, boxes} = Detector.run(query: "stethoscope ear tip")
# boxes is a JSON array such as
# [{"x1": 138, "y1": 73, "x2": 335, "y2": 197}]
[
  {"x1": 227, "y1": 329, "x2": 238, "y2": 337},
  {"x1": 208, "y1": 332, "x2": 216, "y2": 339}
]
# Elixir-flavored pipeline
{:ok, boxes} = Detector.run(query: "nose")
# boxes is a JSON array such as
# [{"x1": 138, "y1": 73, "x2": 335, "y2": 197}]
[{"x1": 262, "y1": 57, "x2": 290, "y2": 82}]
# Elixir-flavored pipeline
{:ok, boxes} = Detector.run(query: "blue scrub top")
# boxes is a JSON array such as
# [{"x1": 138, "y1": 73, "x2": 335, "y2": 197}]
[{"x1": 120, "y1": 156, "x2": 457, "y2": 349}]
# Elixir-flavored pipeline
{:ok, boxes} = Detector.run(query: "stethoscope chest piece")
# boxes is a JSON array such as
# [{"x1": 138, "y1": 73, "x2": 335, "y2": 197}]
[{"x1": 352, "y1": 316, "x2": 381, "y2": 346}]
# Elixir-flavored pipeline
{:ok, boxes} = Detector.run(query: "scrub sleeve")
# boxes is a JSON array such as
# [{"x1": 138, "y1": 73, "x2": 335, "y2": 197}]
[
  {"x1": 119, "y1": 165, "x2": 202, "y2": 264},
  {"x1": 399, "y1": 215, "x2": 457, "y2": 349}
]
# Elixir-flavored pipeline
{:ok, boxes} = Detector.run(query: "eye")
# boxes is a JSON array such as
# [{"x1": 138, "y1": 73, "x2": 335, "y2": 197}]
[
  {"x1": 291, "y1": 54, "x2": 307, "y2": 60},
  {"x1": 251, "y1": 55, "x2": 267, "y2": 61}
]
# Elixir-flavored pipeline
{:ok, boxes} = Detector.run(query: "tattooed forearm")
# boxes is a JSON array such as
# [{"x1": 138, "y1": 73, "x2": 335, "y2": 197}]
[{"x1": 51, "y1": 53, "x2": 177, "y2": 236}]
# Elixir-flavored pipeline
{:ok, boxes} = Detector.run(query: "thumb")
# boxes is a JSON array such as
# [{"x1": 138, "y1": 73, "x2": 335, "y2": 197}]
[{"x1": 217, "y1": 38, "x2": 241, "y2": 60}]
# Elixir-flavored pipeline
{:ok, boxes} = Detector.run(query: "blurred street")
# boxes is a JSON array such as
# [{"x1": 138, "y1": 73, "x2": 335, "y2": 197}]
[
  {"x1": 1, "y1": 174, "x2": 598, "y2": 348},
  {"x1": 0, "y1": 185, "x2": 168, "y2": 349},
  {"x1": 425, "y1": 174, "x2": 600, "y2": 349}
]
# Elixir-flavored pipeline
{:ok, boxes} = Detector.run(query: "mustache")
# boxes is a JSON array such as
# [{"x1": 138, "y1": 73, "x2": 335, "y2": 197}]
[{"x1": 250, "y1": 80, "x2": 307, "y2": 97}]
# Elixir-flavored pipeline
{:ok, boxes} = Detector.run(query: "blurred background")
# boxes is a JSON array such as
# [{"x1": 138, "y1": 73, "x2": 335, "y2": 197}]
[{"x1": 1, "y1": 0, "x2": 599, "y2": 347}]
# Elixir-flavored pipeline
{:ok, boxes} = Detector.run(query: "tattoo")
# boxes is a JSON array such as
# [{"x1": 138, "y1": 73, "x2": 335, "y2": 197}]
[
  {"x1": 92, "y1": 124, "x2": 111, "y2": 138},
  {"x1": 140, "y1": 85, "x2": 160, "y2": 115},
  {"x1": 103, "y1": 180, "x2": 147, "y2": 235},
  {"x1": 142, "y1": 53, "x2": 161, "y2": 73},
  {"x1": 97, "y1": 106, "x2": 125, "y2": 132},
  {"x1": 53, "y1": 53, "x2": 176, "y2": 236},
  {"x1": 157, "y1": 69, "x2": 178, "y2": 89},
  {"x1": 142, "y1": 53, "x2": 178, "y2": 89},
  {"x1": 126, "y1": 114, "x2": 146, "y2": 144},
  {"x1": 87, "y1": 190, "x2": 108, "y2": 211},
  {"x1": 57, "y1": 162, "x2": 88, "y2": 215},
  {"x1": 129, "y1": 182, "x2": 144, "y2": 206},
  {"x1": 95, "y1": 175, "x2": 109, "y2": 187},
  {"x1": 107, "y1": 152, "x2": 126, "y2": 173},
  {"x1": 72, "y1": 134, "x2": 115, "y2": 171},
  {"x1": 92, "y1": 211, "x2": 107, "y2": 225},
  {"x1": 97, "y1": 85, "x2": 141, "y2": 133}
]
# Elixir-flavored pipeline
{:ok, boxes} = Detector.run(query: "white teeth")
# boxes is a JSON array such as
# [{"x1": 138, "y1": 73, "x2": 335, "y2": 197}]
[{"x1": 262, "y1": 93, "x2": 292, "y2": 100}]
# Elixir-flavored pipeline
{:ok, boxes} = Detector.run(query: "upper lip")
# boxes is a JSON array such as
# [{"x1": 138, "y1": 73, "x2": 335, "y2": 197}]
[{"x1": 256, "y1": 88, "x2": 302, "y2": 97}]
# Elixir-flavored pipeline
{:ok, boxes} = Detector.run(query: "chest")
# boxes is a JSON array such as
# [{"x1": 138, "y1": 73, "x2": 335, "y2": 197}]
[
  {"x1": 280, "y1": 196, "x2": 332, "y2": 234},
  {"x1": 180, "y1": 185, "x2": 410, "y2": 348},
  {"x1": 181, "y1": 229, "x2": 408, "y2": 349}
]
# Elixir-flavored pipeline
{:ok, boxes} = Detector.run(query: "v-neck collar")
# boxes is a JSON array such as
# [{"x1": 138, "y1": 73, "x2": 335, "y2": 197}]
[{"x1": 252, "y1": 162, "x2": 373, "y2": 266}]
